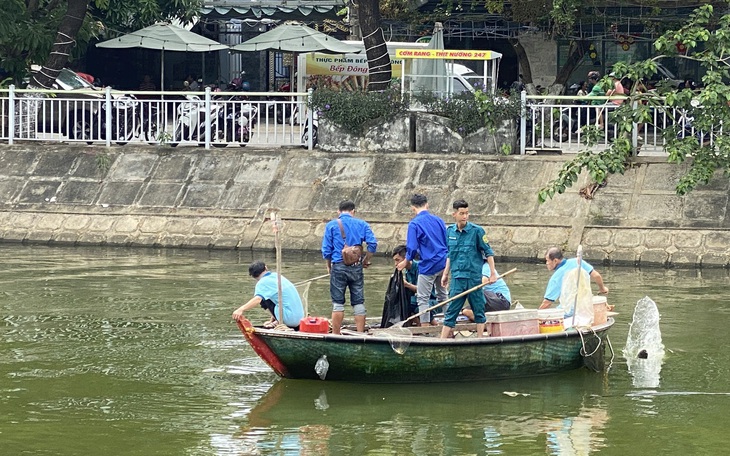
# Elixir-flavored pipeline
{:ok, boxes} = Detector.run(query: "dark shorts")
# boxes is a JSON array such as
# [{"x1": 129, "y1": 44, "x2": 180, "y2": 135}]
[
  {"x1": 484, "y1": 290, "x2": 511, "y2": 312},
  {"x1": 330, "y1": 262, "x2": 365, "y2": 306}
]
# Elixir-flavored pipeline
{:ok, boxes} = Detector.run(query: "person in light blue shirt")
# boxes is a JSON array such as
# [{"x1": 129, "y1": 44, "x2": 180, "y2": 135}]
[
  {"x1": 321, "y1": 200, "x2": 378, "y2": 334},
  {"x1": 395, "y1": 194, "x2": 448, "y2": 326},
  {"x1": 232, "y1": 261, "x2": 304, "y2": 329},
  {"x1": 540, "y1": 247, "x2": 609, "y2": 310}
]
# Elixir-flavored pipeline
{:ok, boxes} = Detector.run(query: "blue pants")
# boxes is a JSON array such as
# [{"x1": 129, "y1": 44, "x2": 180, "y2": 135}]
[
  {"x1": 443, "y1": 278, "x2": 486, "y2": 327},
  {"x1": 330, "y1": 262, "x2": 365, "y2": 311}
]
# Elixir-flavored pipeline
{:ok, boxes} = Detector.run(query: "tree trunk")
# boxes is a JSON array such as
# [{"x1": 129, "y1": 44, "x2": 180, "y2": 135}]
[
  {"x1": 510, "y1": 38, "x2": 532, "y2": 85},
  {"x1": 358, "y1": 0, "x2": 391, "y2": 92},
  {"x1": 550, "y1": 40, "x2": 592, "y2": 94},
  {"x1": 30, "y1": 0, "x2": 88, "y2": 89}
]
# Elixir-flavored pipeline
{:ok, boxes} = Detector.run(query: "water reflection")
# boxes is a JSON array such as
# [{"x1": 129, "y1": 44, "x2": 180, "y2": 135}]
[{"x1": 226, "y1": 373, "x2": 610, "y2": 455}]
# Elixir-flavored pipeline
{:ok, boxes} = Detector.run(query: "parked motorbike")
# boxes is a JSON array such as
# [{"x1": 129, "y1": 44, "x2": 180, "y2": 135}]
[
  {"x1": 67, "y1": 94, "x2": 138, "y2": 145},
  {"x1": 169, "y1": 95, "x2": 226, "y2": 147},
  {"x1": 222, "y1": 100, "x2": 258, "y2": 146},
  {"x1": 267, "y1": 82, "x2": 298, "y2": 124},
  {"x1": 552, "y1": 83, "x2": 587, "y2": 141}
]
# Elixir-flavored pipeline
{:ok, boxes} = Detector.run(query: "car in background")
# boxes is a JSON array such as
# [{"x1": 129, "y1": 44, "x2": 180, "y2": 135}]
[{"x1": 26, "y1": 67, "x2": 138, "y2": 143}]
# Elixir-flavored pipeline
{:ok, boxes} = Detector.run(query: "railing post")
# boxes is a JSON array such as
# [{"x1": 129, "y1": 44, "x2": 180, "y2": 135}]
[
  {"x1": 204, "y1": 87, "x2": 212, "y2": 150},
  {"x1": 520, "y1": 90, "x2": 526, "y2": 155},
  {"x1": 105, "y1": 86, "x2": 112, "y2": 147},
  {"x1": 631, "y1": 99, "x2": 638, "y2": 155},
  {"x1": 307, "y1": 88, "x2": 313, "y2": 150},
  {"x1": 8, "y1": 85, "x2": 15, "y2": 145}
]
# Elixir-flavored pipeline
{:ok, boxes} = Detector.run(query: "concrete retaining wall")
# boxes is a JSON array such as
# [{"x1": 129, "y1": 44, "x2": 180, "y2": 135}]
[{"x1": 0, "y1": 144, "x2": 728, "y2": 267}]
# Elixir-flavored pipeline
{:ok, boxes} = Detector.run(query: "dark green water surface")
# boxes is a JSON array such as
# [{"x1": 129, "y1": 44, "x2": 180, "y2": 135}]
[{"x1": 1, "y1": 245, "x2": 728, "y2": 455}]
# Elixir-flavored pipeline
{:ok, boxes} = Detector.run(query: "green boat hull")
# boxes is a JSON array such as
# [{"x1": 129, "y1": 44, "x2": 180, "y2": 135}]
[{"x1": 239, "y1": 318, "x2": 615, "y2": 383}]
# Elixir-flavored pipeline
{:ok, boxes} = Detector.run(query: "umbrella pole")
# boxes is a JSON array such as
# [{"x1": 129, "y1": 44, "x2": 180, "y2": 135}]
[{"x1": 161, "y1": 51, "x2": 165, "y2": 91}]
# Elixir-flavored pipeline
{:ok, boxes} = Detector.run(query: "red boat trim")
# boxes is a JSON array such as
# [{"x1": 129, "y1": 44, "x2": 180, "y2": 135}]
[{"x1": 237, "y1": 318, "x2": 290, "y2": 378}]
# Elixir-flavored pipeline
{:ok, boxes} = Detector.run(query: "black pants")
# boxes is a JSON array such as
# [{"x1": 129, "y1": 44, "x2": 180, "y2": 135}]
[{"x1": 484, "y1": 291, "x2": 510, "y2": 312}]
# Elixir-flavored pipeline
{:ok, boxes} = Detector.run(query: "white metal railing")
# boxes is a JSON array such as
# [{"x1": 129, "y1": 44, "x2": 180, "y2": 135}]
[
  {"x1": 518, "y1": 93, "x2": 705, "y2": 156},
  {"x1": 0, "y1": 86, "x2": 707, "y2": 155},
  {"x1": 0, "y1": 86, "x2": 315, "y2": 150}
]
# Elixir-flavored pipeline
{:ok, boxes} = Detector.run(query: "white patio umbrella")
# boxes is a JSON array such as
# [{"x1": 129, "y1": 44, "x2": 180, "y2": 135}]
[
  {"x1": 412, "y1": 22, "x2": 448, "y2": 96},
  {"x1": 96, "y1": 23, "x2": 228, "y2": 90},
  {"x1": 230, "y1": 23, "x2": 361, "y2": 54},
  {"x1": 231, "y1": 23, "x2": 360, "y2": 91}
]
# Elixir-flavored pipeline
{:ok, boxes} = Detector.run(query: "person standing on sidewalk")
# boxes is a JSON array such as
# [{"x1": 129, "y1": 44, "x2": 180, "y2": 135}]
[
  {"x1": 321, "y1": 200, "x2": 377, "y2": 334},
  {"x1": 396, "y1": 194, "x2": 449, "y2": 326}
]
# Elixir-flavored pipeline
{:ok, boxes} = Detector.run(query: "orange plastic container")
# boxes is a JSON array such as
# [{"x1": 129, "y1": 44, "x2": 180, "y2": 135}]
[{"x1": 300, "y1": 317, "x2": 330, "y2": 333}]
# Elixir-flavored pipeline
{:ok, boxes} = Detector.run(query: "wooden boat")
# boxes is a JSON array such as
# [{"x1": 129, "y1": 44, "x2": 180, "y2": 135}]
[{"x1": 236, "y1": 317, "x2": 615, "y2": 383}]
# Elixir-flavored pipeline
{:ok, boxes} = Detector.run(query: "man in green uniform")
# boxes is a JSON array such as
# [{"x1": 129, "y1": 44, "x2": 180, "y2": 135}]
[{"x1": 439, "y1": 199, "x2": 497, "y2": 338}]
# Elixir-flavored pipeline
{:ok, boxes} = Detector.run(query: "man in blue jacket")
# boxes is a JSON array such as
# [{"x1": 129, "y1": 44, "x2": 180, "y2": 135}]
[
  {"x1": 322, "y1": 200, "x2": 378, "y2": 334},
  {"x1": 396, "y1": 194, "x2": 449, "y2": 326}
]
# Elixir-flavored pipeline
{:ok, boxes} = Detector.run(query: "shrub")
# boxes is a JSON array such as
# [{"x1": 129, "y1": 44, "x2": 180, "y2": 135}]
[
  {"x1": 310, "y1": 84, "x2": 520, "y2": 138},
  {"x1": 310, "y1": 85, "x2": 409, "y2": 134}
]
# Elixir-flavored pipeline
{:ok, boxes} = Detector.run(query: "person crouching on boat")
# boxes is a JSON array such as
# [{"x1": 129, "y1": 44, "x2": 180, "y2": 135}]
[
  {"x1": 232, "y1": 261, "x2": 305, "y2": 330},
  {"x1": 462, "y1": 261, "x2": 511, "y2": 321},
  {"x1": 440, "y1": 199, "x2": 498, "y2": 338},
  {"x1": 392, "y1": 244, "x2": 438, "y2": 324},
  {"x1": 539, "y1": 247, "x2": 609, "y2": 311}
]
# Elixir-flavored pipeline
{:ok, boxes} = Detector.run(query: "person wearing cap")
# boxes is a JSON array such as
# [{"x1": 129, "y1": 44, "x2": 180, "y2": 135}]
[
  {"x1": 586, "y1": 71, "x2": 605, "y2": 105},
  {"x1": 585, "y1": 71, "x2": 605, "y2": 126}
]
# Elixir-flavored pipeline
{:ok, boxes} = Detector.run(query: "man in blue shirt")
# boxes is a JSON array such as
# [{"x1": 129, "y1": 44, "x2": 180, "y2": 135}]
[
  {"x1": 440, "y1": 199, "x2": 498, "y2": 338},
  {"x1": 396, "y1": 194, "x2": 448, "y2": 326},
  {"x1": 232, "y1": 261, "x2": 304, "y2": 329},
  {"x1": 321, "y1": 200, "x2": 378, "y2": 334},
  {"x1": 540, "y1": 246, "x2": 609, "y2": 310}
]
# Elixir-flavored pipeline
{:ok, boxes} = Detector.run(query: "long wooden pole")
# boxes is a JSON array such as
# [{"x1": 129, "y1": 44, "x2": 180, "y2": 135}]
[
  {"x1": 271, "y1": 210, "x2": 284, "y2": 324},
  {"x1": 395, "y1": 268, "x2": 517, "y2": 328}
]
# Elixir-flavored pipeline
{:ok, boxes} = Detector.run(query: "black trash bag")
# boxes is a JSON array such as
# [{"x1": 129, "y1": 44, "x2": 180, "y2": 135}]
[{"x1": 380, "y1": 269, "x2": 410, "y2": 328}]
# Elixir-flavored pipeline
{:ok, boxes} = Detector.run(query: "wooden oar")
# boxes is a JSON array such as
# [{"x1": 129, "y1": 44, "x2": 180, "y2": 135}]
[
  {"x1": 271, "y1": 210, "x2": 284, "y2": 325},
  {"x1": 293, "y1": 274, "x2": 330, "y2": 287},
  {"x1": 393, "y1": 268, "x2": 518, "y2": 328}
]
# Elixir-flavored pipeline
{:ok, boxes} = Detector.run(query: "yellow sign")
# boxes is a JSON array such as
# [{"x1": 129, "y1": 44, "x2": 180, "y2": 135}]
[
  {"x1": 305, "y1": 53, "x2": 404, "y2": 77},
  {"x1": 395, "y1": 49, "x2": 494, "y2": 60}
]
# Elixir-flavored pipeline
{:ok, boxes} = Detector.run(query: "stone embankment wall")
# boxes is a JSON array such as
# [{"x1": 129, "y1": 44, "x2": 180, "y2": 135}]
[{"x1": 0, "y1": 144, "x2": 728, "y2": 267}]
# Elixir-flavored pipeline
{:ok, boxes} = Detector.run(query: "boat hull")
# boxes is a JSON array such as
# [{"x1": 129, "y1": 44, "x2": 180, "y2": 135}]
[{"x1": 237, "y1": 318, "x2": 614, "y2": 383}]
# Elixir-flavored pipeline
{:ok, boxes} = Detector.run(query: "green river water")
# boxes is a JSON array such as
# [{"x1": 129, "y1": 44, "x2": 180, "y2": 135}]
[{"x1": 1, "y1": 245, "x2": 729, "y2": 455}]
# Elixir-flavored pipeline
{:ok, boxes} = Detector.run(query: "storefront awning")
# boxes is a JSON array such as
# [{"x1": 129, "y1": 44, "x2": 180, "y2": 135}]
[{"x1": 201, "y1": 1, "x2": 345, "y2": 21}]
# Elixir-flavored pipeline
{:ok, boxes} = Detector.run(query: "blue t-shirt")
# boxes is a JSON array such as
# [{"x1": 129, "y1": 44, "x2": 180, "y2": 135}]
[
  {"x1": 481, "y1": 263, "x2": 511, "y2": 302},
  {"x1": 405, "y1": 210, "x2": 448, "y2": 276},
  {"x1": 255, "y1": 272, "x2": 305, "y2": 327},
  {"x1": 543, "y1": 258, "x2": 594, "y2": 302}
]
